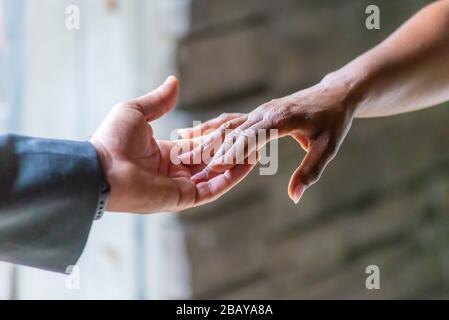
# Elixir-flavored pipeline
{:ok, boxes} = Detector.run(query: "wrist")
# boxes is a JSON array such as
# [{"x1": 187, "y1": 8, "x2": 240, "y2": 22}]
[
  {"x1": 90, "y1": 138, "x2": 114, "y2": 211},
  {"x1": 325, "y1": 48, "x2": 391, "y2": 118},
  {"x1": 319, "y1": 69, "x2": 370, "y2": 117}
]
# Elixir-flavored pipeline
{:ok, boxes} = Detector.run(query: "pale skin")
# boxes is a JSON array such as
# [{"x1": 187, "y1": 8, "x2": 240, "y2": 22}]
[
  {"x1": 179, "y1": 0, "x2": 449, "y2": 204},
  {"x1": 90, "y1": 77, "x2": 257, "y2": 213}
]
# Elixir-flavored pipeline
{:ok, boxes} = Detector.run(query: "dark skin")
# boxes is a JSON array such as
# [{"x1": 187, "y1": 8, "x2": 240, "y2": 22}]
[{"x1": 180, "y1": 0, "x2": 449, "y2": 203}]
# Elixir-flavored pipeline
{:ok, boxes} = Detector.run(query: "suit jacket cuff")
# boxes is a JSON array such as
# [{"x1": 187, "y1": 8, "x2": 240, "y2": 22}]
[{"x1": 0, "y1": 134, "x2": 106, "y2": 273}]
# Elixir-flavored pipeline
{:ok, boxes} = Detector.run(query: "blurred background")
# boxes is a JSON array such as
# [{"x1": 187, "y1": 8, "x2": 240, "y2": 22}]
[{"x1": 1, "y1": 0, "x2": 449, "y2": 299}]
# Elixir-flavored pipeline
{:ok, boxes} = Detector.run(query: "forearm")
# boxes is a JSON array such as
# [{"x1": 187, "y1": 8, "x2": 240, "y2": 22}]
[
  {"x1": 329, "y1": 0, "x2": 449, "y2": 118},
  {"x1": 189, "y1": 1, "x2": 449, "y2": 203}
]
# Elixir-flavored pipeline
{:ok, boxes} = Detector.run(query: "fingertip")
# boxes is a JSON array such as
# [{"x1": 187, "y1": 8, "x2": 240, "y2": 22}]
[
  {"x1": 289, "y1": 183, "x2": 306, "y2": 204},
  {"x1": 161, "y1": 76, "x2": 179, "y2": 97},
  {"x1": 177, "y1": 127, "x2": 190, "y2": 133},
  {"x1": 164, "y1": 75, "x2": 178, "y2": 85}
]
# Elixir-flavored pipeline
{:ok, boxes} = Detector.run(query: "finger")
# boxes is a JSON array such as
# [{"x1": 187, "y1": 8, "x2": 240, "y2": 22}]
[
  {"x1": 132, "y1": 76, "x2": 179, "y2": 121},
  {"x1": 171, "y1": 177, "x2": 197, "y2": 210},
  {"x1": 178, "y1": 129, "x2": 224, "y2": 165},
  {"x1": 170, "y1": 168, "x2": 222, "y2": 210},
  {"x1": 178, "y1": 113, "x2": 246, "y2": 139},
  {"x1": 178, "y1": 116, "x2": 246, "y2": 164},
  {"x1": 288, "y1": 135, "x2": 338, "y2": 204},
  {"x1": 194, "y1": 153, "x2": 260, "y2": 206},
  {"x1": 208, "y1": 120, "x2": 271, "y2": 173},
  {"x1": 189, "y1": 120, "x2": 259, "y2": 180},
  {"x1": 190, "y1": 117, "x2": 263, "y2": 181},
  {"x1": 165, "y1": 138, "x2": 201, "y2": 167}
]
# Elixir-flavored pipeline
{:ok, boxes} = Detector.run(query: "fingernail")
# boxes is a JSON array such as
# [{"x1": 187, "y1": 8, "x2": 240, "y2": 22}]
[
  {"x1": 164, "y1": 75, "x2": 176, "y2": 84},
  {"x1": 177, "y1": 128, "x2": 190, "y2": 134},
  {"x1": 191, "y1": 169, "x2": 208, "y2": 182},
  {"x1": 291, "y1": 184, "x2": 306, "y2": 204}
]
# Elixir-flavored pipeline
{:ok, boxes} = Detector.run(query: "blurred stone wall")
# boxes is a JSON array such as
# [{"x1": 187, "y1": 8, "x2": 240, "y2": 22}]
[{"x1": 174, "y1": 0, "x2": 449, "y2": 299}]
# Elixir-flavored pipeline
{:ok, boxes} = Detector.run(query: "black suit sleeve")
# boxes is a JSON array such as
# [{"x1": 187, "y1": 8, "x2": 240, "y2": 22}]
[{"x1": 0, "y1": 134, "x2": 106, "y2": 273}]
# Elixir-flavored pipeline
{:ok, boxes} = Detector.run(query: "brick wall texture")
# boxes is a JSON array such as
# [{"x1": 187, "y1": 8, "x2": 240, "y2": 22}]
[{"x1": 175, "y1": 0, "x2": 449, "y2": 299}]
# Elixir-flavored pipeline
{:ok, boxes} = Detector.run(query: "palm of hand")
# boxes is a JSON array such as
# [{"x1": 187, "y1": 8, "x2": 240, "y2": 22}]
[
  {"x1": 91, "y1": 77, "x2": 256, "y2": 214},
  {"x1": 93, "y1": 105, "x2": 205, "y2": 213}
]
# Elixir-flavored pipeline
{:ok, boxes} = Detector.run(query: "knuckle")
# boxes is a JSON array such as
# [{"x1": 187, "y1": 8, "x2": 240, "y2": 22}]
[
  {"x1": 202, "y1": 138, "x2": 211, "y2": 147},
  {"x1": 301, "y1": 161, "x2": 326, "y2": 186},
  {"x1": 117, "y1": 102, "x2": 142, "y2": 114},
  {"x1": 264, "y1": 109, "x2": 280, "y2": 125},
  {"x1": 255, "y1": 103, "x2": 270, "y2": 114},
  {"x1": 241, "y1": 128, "x2": 256, "y2": 138},
  {"x1": 231, "y1": 127, "x2": 243, "y2": 137},
  {"x1": 301, "y1": 168, "x2": 320, "y2": 186},
  {"x1": 276, "y1": 107, "x2": 294, "y2": 126},
  {"x1": 321, "y1": 135, "x2": 339, "y2": 159},
  {"x1": 219, "y1": 121, "x2": 232, "y2": 131}
]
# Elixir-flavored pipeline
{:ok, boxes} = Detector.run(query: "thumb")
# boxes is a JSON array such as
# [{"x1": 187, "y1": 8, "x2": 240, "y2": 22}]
[
  {"x1": 288, "y1": 135, "x2": 337, "y2": 204},
  {"x1": 132, "y1": 76, "x2": 179, "y2": 121}
]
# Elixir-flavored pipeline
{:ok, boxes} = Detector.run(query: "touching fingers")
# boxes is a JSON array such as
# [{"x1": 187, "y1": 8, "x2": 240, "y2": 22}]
[
  {"x1": 188, "y1": 118, "x2": 264, "y2": 181},
  {"x1": 194, "y1": 153, "x2": 260, "y2": 206},
  {"x1": 207, "y1": 120, "x2": 270, "y2": 173},
  {"x1": 178, "y1": 116, "x2": 247, "y2": 165}
]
